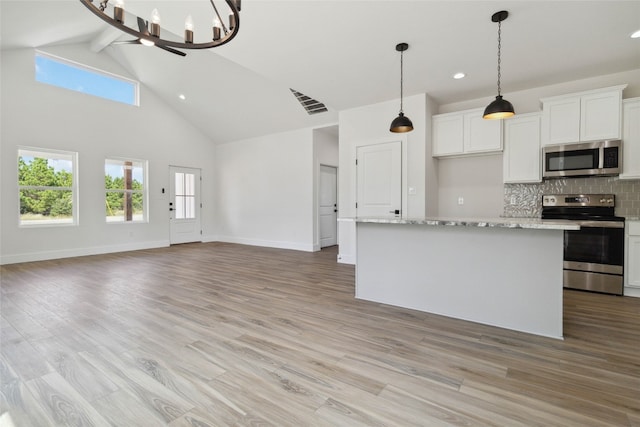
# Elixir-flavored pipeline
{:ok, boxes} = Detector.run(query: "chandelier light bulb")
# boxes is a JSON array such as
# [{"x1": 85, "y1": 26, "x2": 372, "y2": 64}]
[
  {"x1": 213, "y1": 17, "x2": 222, "y2": 41},
  {"x1": 185, "y1": 15, "x2": 194, "y2": 43},
  {"x1": 185, "y1": 15, "x2": 194, "y2": 31},
  {"x1": 151, "y1": 9, "x2": 161, "y2": 24},
  {"x1": 150, "y1": 8, "x2": 161, "y2": 37}
]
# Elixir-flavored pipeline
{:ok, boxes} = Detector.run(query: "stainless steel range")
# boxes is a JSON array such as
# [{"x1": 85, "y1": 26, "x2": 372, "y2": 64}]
[{"x1": 541, "y1": 194, "x2": 625, "y2": 295}]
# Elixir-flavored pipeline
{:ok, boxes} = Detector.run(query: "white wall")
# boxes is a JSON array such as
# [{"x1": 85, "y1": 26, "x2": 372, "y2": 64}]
[
  {"x1": 0, "y1": 45, "x2": 216, "y2": 264},
  {"x1": 337, "y1": 93, "x2": 435, "y2": 264},
  {"x1": 435, "y1": 69, "x2": 640, "y2": 217},
  {"x1": 214, "y1": 128, "x2": 316, "y2": 251}
]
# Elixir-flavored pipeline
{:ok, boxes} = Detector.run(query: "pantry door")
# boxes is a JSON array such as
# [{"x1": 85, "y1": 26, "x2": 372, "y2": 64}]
[
  {"x1": 356, "y1": 141, "x2": 402, "y2": 217},
  {"x1": 169, "y1": 166, "x2": 202, "y2": 244}
]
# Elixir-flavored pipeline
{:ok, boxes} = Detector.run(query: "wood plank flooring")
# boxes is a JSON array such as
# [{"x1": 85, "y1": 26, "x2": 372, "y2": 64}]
[{"x1": 1, "y1": 242, "x2": 639, "y2": 426}]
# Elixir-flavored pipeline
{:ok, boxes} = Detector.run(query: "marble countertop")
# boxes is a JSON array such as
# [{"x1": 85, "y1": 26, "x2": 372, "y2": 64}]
[{"x1": 339, "y1": 216, "x2": 580, "y2": 230}]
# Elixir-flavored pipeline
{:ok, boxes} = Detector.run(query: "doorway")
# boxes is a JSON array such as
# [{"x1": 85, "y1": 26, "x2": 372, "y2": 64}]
[
  {"x1": 169, "y1": 166, "x2": 202, "y2": 244},
  {"x1": 319, "y1": 165, "x2": 338, "y2": 248}
]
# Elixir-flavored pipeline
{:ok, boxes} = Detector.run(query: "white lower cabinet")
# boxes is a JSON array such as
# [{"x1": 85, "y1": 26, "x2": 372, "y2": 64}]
[
  {"x1": 626, "y1": 221, "x2": 640, "y2": 289},
  {"x1": 503, "y1": 112, "x2": 542, "y2": 183}
]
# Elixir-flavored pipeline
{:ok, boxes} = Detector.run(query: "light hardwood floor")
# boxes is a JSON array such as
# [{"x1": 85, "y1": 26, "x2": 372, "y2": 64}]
[{"x1": 1, "y1": 242, "x2": 639, "y2": 426}]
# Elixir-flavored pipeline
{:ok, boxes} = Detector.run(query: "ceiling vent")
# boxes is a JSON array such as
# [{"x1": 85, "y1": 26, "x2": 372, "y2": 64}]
[{"x1": 290, "y1": 89, "x2": 328, "y2": 115}]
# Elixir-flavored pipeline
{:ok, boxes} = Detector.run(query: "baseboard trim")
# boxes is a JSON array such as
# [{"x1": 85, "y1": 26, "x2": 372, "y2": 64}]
[
  {"x1": 0, "y1": 240, "x2": 170, "y2": 265},
  {"x1": 337, "y1": 253, "x2": 356, "y2": 265}
]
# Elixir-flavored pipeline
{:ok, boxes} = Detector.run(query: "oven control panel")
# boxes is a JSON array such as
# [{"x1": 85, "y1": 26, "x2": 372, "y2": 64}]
[{"x1": 543, "y1": 194, "x2": 615, "y2": 207}]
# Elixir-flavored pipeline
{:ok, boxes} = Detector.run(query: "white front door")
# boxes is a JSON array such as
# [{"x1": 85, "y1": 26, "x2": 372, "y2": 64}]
[
  {"x1": 356, "y1": 141, "x2": 402, "y2": 217},
  {"x1": 169, "y1": 166, "x2": 202, "y2": 244},
  {"x1": 319, "y1": 165, "x2": 338, "y2": 248}
]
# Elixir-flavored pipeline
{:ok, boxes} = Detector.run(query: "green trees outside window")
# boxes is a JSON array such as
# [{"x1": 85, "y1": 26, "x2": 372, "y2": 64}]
[
  {"x1": 105, "y1": 159, "x2": 146, "y2": 222},
  {"x1": 18, "y1": 149, "x2": 76, "y2": 225}
]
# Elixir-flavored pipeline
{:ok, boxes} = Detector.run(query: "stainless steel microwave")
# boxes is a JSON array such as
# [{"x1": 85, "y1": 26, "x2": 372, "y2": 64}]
[{"x1": 542, "y1": 140, "x2": 622, "y2": 178}]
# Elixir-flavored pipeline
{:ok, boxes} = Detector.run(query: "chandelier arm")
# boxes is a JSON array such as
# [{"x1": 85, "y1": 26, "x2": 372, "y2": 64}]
[{"x1": 79, "y1": 0, "x2": 240, "y2": 50}]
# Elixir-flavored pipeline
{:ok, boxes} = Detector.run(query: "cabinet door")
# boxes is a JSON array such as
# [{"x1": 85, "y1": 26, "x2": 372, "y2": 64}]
[
  {"x1": 463, "y1": 111, "x2": 502, "y2": 154},
  {"x1": 580, "y1": 90, "x2": 622, "y2": 141},
  {"x1": 503, "y1": 113, "x2": 541, "y2": 183},
  {"x1": 627, "y1": 227, "x2": 640, "y2": 289},
  {"x1": 620, "y1": 98, "x2": 640, "y2": 180},
  {"x1": 432, "y1": 113, "x2": 463, "y2": 156},
  {"x1": 541, "y1": 96, "x2": 580, "y2": 146}
]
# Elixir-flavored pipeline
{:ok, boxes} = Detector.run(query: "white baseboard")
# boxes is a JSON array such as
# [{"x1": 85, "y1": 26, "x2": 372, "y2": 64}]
[
  {"x1": 216, "y1": 236, "x2": 315, "y2": 252},
  {"x1": 337, "y1": 253, "x2": 355, "y2": 265},
  {"x1": 0, "y1": 240, "x2": 170, "y2": 265},
  {"x1": 624, "y1": 287, "x2": 640, "y2": 298},
  {"x1": 202, "y1": 234, "x2": 219, "y2": 243}
]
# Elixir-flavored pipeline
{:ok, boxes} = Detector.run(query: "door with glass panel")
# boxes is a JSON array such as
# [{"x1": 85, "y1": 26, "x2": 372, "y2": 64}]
[{"x1": 169, "y1": 166, "x2": 202, "y2": 244}]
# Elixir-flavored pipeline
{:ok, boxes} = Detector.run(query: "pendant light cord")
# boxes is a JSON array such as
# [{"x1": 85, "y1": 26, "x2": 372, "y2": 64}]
[
  {"x1": 496, "y1": 20, "x2": 502, "y2": 97},
  {"x1": 400, "y1": 49, "x2": 404, "y2": 113}
]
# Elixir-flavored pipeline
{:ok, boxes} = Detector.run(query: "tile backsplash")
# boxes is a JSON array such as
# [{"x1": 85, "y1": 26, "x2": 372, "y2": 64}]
[{"x1": 504, "y1": 177, "x2": 640, "y2": 218}]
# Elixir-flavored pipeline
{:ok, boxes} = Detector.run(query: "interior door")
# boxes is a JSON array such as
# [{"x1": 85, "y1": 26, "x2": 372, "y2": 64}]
[
  {"x1": 319, "y1": 165, "x2": 338, "y2": 248},
  {"x1": 356, "y1": 141, "x2": 402, "y2": 217},
  {"x1": 169, "y1": 166, "x2": 202, "y2": 244}
]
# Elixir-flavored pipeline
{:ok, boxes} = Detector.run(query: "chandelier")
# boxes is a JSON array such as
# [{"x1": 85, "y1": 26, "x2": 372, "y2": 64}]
[{"x1": 79, "y1": 0, "x2": 241, "y2": 56}]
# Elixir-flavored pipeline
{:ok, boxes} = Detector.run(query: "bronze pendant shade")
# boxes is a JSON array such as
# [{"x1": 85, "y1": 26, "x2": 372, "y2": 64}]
[
  {"x1": 390, "y1": 43, "x2": 414, "y2": 133},
  {"x1": 483, "y1": 10, "x2": 515, "y2": 119}
]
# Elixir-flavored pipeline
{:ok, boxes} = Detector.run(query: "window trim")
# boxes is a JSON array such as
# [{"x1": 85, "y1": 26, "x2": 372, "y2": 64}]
[
  {"x1": 18, "y1": 146, "x2": 79, "y2": 228},
  {"x1": 35, "y1": 50, "x2": 140, "y2": 106},
  {"x1": 105, "y1": 157, "x2": 149, "y2": 224}
]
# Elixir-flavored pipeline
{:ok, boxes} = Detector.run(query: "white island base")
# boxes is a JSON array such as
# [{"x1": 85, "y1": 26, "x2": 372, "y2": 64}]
[{"x1": 356, "y1": 220, "x2": 571, "y2": 339}]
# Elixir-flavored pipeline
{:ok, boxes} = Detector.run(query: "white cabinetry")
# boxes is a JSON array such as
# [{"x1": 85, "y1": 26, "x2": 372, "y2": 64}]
[
  {"x1": 503, "y1": 112, "x2": 541, "y2": 183},
  {"x1": 541, "y1": 85, "x2": 626, "y2": 146},
  {"x1": 432, "y1": 113, "x2": 463, "y2": 156},
  {"x1": 432, "y1": 108, "x2": 502, "y2": 157},
  {"x1": 620, "y1": 98, "x2": 640, "y2": 180},
  {"x1": 626, "y1": 221, "x2": 640, "y2": 290}
]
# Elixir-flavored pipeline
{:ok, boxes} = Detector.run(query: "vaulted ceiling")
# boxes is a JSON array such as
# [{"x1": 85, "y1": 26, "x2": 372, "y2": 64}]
[{"x1": 2, "y1": 1, "x2": 639, "y2": 144}]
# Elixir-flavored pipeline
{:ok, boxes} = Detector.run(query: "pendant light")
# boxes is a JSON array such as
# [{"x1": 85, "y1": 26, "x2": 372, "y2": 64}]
[
  {"x1": 390, "y1": 42, "x2": 414, "y2": 133},
  {"x1": 483, "y1": 10, "x2": 515, "y2": 120}
]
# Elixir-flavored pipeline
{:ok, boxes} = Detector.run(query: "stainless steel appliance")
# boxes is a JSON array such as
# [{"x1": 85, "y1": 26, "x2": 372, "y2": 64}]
[
  {"x1": 543, "y1": 140, "x2": 622, "y2": 178},
  {"x1": 541, "y1": 194, "x2": 625, "y2": 295}
]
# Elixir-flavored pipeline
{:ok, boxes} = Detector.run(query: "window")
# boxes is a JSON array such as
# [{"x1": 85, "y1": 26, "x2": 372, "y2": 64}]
[
  {"x1": 35, "y1": 51, "x2": 139, "y2": 106},
  {"x1": 18, "y1": 148, "x2": 77, "y2": 226},
  {"x1": 174, "y1": 172, "x2": 196, "y2": 219},
  {"x1": 105, "y1": 159, "x2": 147, "y2": 223}
]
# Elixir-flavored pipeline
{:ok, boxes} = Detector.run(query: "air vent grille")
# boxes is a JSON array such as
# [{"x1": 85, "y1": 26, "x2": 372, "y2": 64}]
[{"x1": 290, "y1": 89, "x2": 328, "y2": 115}]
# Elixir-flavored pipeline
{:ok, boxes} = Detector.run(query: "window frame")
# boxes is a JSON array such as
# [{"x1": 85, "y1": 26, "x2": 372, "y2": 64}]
[
  {"x1": 105, "y1": 157, "x2": 149, "y2": 224},
  {"x1": 18, "y1": 147, "x2": 79, "y2": 228},
  {"x1": 35, "y1": 50, "x2": 140, "y2": 106}
]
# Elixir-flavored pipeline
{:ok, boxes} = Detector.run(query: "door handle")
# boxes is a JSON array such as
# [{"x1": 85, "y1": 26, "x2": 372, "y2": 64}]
[
  {"x1": 334, "y1": 209, "x2": 338, "y2": 213},
  {"x1": 389, "y1": 209, "x2": 400, "y2": 215},
  {"x1": 169, "y1": 208, "x2": 174, "y2": 211}
]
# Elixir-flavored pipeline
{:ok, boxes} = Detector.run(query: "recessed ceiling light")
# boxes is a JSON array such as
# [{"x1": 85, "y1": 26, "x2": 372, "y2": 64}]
[
  {"x1": 631, "y1": 29, "x2": 640, "y2": 39},
  {"x1": 178, "y1": 94, "x2": 186, "y2": 101},
  {"x1": 453, "y1": 72, "x2": 466, "y2": 79}
]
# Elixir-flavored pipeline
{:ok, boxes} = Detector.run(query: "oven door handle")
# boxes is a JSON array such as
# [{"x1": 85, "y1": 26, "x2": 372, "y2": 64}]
[{"x1": 572, "y1": 220, "x2": 625, "y2": 228}]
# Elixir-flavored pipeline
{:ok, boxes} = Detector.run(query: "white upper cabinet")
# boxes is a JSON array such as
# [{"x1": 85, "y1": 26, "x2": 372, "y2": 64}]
[
  {"x1": 432, "y1": 113, "x2": 464, "y2": 156},
  {"x1": 433, "y1": 108, "x2": 502, "y2": 157},
  {"x1": 503, "y1": 112, "x2": 542, "y2": 184},
  {"x1": 541, "y1": 85, "x2": 626, "y2": 146},
  {"x1": 620, "y1": 97, "x2": 640, "y2": 180}
]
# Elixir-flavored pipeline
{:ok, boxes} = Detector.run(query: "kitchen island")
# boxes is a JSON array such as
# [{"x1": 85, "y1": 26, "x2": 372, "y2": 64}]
[{"x1": 350, "y1": 217, "x2": 579, "y2": 339}]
